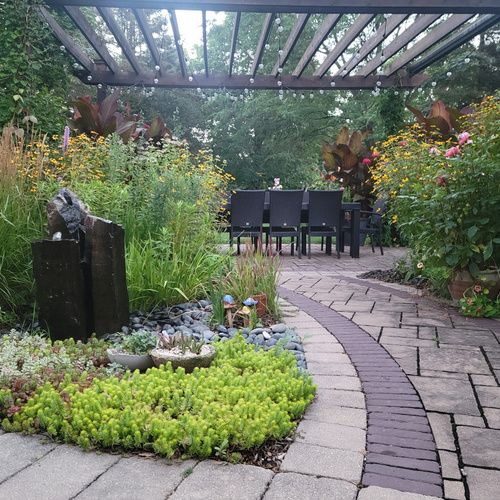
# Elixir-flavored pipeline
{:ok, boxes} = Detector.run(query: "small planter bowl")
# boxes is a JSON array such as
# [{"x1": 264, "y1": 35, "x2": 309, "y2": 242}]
[
  {"x1": 150, "y1": 344, "x2": 216, "y2": 373},
  {"x1": 107, "y1": 349, "x2": 155, "y2": 371}
]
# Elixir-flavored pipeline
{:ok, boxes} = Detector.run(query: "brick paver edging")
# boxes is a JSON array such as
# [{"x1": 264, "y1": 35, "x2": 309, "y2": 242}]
[{"x1": 278, "y1": 286, "x2": 444, "y2": 498}]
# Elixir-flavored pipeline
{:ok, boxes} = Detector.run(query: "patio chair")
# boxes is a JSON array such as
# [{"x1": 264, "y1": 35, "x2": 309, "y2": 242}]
[
  {"x1": 302, "y1": 190, "x2": 343, "y2": 259},
  {"x1": 229, "y1": 190, "x2": 266, "y2": 254},
  {"x1": 268, "y1": 190, "x2": 304, "y2": 258},
  {"x1": 343, "y1": 196, "x2": 386, "y2": 255}
]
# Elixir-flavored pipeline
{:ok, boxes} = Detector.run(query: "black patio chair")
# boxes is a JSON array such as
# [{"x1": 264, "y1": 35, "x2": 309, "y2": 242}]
[
  {"x1": 342, "y1": 196, "x2": 386, "y2": 255},
  {"x1": 268, "y1": 190, "x2": 304, "y2": 258},
  {"x1": 302, "y1": 190, "x2": 343, "y2": 259},
  {"x1": 229, "y1": 190, "x2": 266, "y2": 254}
]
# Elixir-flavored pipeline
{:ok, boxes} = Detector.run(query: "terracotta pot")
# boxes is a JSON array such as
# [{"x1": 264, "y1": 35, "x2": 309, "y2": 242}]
[
  {"x1": 253, "y1": 293, "x2": 267, "y2": 316},
  {"x1": 150, "y1": 344, "x2": 216, "y2": 373},
  {"x1": 447, "y1": 269, "x2": 475, "y2": 300},
  {"x1": 106, "y1": 349, "x2": 155, "y2": 371}
]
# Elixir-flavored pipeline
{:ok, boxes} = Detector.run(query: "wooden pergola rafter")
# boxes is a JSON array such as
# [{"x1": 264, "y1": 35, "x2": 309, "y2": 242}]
[{"x1": 40, "y1": 0, "x2": 500, "y2": 92}]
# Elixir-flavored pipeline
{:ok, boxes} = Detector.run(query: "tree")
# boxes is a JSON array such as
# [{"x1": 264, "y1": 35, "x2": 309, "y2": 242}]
[{"x1": 0, "y1": 0, "x2": 72, "y2": 135}]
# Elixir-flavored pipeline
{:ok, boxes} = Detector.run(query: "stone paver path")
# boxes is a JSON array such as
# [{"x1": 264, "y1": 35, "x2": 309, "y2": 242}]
[{"x1": 279, "y1": 245, "x2": 500, "y2": 500}]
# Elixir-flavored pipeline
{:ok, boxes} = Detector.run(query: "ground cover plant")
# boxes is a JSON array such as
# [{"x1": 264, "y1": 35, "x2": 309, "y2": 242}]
[{"x1": 2, "y1": 334, "x2": 316, "y2": 463}]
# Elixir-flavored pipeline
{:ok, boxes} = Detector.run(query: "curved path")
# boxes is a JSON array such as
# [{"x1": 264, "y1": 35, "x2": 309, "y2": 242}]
[{"x1": 279, "y1": 246, "x2": 500, "y2": 500}]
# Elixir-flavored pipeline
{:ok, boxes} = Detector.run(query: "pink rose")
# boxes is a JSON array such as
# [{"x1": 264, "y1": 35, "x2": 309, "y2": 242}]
[{"x1": 362, "y1": 158, "x2": 371, "y2": 165}]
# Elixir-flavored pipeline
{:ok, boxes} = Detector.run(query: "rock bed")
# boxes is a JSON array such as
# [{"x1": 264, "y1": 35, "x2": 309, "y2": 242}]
[{"x1": 119, "y1": 300, "x2": 308, "y2": 370}]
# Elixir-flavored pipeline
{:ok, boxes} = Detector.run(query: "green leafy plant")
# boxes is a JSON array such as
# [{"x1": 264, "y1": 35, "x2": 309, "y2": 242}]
[
  {"x1": 322, "y1": 126, "x2": 377, "y2": 211},
  {"x1": 459, "y1": 281, "x2": 500, "y2": 318},
  {"x1": 374, "y1": 93, "x2": 500, "y2": 280},
  {"x1": 68, "y1": 91, "x2": 138, "y2": 144},
  {"x1": 222, "y1": 241, "x2": 282, "y2": 318},
  {"x1": 119, "y1": 330, "x2": 158, "y2": 356}
]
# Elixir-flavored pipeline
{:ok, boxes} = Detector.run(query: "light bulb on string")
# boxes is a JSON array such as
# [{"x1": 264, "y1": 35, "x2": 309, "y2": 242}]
[
  {"x1": 278, "y1": 26, "x2": 283, "y2": 33},
  {"x1": 464, "y1": 57, "x2": 470, "y2": 63},
  {"x1": 376, "y1": 81, "x2": 381, "y2": 87},
  {"x1": 249, "y1": 78, "x2": 254, "y2": 84},
  {"x1": 73, "y1": 63, "x2": 79, "y2": 69},
  {"x1": 394, "y1": 91, "x2": 398, "y2": 95},
  {"x1": 97, "y1": 84, "x2": 102, "y2": 89},
  {"x1": 87, "y1": 75, "x2": 92, "y2": 81},
  {"x1": 188, "y1": 76, "x2": 193, "y2": 82},
  {"x1": 380, "y1": 54, "x2": 386, "y2": 62},
  {"x1": 278, "y1": 49, "x2": 283, "y2": 56},
  {"x1": 259, "y1": 63, "x2": 264, "y2": 69},
  {"x1": 155, "y1": 65, "x2": 160, "y2": 71},
  {"x1": 447, "y1": 71, "x2": 452, "y2": 77},
  {"x1": 319, "y1": 89, "x2": 324, "y2": 94},
  {"x1": 154, "y1": 78, "x2": 159, "y2": 84},
  {"x1": 341, "y1": 70, "x2": 347, "y2": 77},
  {"x1": 278, "y1": 67, "x2": 283, "y2": 73},
  {"x1": 60, "y1": 45, "x2": 65, "y2": 51},
  {"x1": 292, "y1": 92, "x2": 297, "y2": 98},
  {"x1": 431, "y1": 81, "x2": 436, "y2": 87},
  {"x1": 279, "y1": 94, "x2": 283, "y2": 100},
  {"x1": 331, "y1": 81, "x2": 336, "y2": 87},
  {"x1": 418, "y1": 87, "x2": 423, "y2": 92},
  {"x1": 197, "y1": 87, "x2": 201, "y2": 92},
  {"x1": 310, "y1": 93, "x2": 314, "y2": 99},
  {"x1": 245, "y1": 88, "x2": 249, "y2": 94},
  {"x1": 275, "y1": 17, "x2": 281, "y2": 24},
  {"x1": 355, "y1": 52, "x2": 361, "y2": 60},
  {"x1": 277, "y1": 80, "x2": 282, "y2": 87},
  {"x1": 301, "y1": 94, "x2": 305, "y2": 99},
  {"x1": 265, "y1": 44, "x2": 270, "y2": 50}
]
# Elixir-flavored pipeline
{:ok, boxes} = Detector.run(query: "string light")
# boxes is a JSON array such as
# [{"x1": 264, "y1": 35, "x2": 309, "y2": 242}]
[
  {"x1": 154, "y1": 78, "x2": 159, "y2": 84},
  {"x1": 249, "y1": 78, "x2": 254, "y2": 84},
  {"x1": 155, "y1": 65, "x2": 160, "y2": 71},
  {"x1": 87, "y1": 75, "x2": 92, "y2": 81}
]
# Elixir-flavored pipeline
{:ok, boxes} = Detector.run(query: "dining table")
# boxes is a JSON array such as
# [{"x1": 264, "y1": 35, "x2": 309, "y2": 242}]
[{"x1": 223, "y1": 190, "x2": 361, "y2": 258}]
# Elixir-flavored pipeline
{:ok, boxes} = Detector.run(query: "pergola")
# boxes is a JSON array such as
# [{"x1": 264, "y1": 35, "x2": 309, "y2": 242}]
[{"x1": 41, "y1": 1, "x2": 500, "y2": 95}]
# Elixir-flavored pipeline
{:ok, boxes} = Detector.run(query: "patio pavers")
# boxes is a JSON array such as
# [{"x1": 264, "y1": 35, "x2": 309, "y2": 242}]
[{"x1": 279, "y1": 245, "x2": 500, "y2": 500}]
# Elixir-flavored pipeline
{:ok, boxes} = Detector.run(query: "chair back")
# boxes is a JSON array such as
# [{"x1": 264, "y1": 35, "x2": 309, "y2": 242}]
[
  {"x1": 269, "y1": 190, "x2": 304, "y2": 228},
  {"x1": 308, "y1": 190, "x2": 343, "y2": 228},
  {"x1": 369, "y1": 196, "x2": 386, "y2": 228},
  {"x1": 230, "y1": 190, "x2": 266, "y2": 228}
]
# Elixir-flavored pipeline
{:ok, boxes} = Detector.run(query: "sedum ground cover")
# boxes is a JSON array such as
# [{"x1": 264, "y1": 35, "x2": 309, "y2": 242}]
[{"x1": 1, "y1": 334, "x2": 316, "y2": 462}]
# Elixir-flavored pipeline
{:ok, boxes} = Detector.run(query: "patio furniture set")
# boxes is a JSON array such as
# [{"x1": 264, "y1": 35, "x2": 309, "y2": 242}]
[{"x1": 224, "y1": 190, "x2": 385, "y2": 259}]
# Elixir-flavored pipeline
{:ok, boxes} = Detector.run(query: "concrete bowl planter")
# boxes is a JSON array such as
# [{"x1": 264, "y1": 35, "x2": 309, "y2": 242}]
[
  {"x1": 106, "y1": 349, "x2": 155, "y2": 371},
  {"x1": 150, "y1": 344, "x2": 216, "y2": 373}
]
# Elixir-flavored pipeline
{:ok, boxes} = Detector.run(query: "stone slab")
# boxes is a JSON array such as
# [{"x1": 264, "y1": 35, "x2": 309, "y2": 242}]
[
  {"x1": 457, "y1": 426, "x2": 500, "y2": 467},
  {"x1": 75, "y1": 457, "x2": 198, "y2": 500},
  {"x1": 438, "y1": 450, "x2": 461, "y2": 480},
  {"x1": 263, "y1": 472, "x2": 358, "y2": 500},
  {"x1": 0, "y1": 443, "x2": 119, "y2": 500},
  {"x1": 427, "y1": 413, "x2": 456, "y2": 451},
  {"x1": 280, "y1": 442, "x2": 363, "y2": 482},
  {"x1": 310, "y1": 375, "x2": 361, "y2": 391},
  {"x1": 418, "y1": 346, "x2": 490, "y2": 375},
  {"x1": 475, "y1": 385, "x2": 500, "y2": 408},
  {"x1": 443, "y1": 480, "x2": 466, "y2": 500},
  {"x1": 312, "y1": 388, "x2": 365, "y2": 409},
  {"x1": 357, "y1": 485, "x2": 442, "y2": 500},
  {"x1": 169, "y1": 461, "x2": 273, "y2": 500},
  {"x1": 0, "y1": 433, "x2": 57, "y2": 484},
  {"x1": 464, "y1": 467, "x2": 500, "y2": 500},
  {"x1": 306, "y1": 361, "x2": 357, "y2": 376},
  {"x1": 296, "y1": 419, "x2": 365, "y2": 451},
  {"x1": 484, "y1": 408, "x2": 500, "y2": 429},
  {"x1": 351, "y1": 312, "x2": 401, "y2": 328},
  {"x1": 304, "y1": 405, "x2": 367, "y2": 428},
  {"x1": 409, "y1": 377, "x2": 481, "y2": 416}
]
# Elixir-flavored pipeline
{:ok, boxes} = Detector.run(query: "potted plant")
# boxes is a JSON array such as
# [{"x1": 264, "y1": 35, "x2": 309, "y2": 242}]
[
  {"x1": 150, "y1": 331, "x2": 216, "y2": 373},
  {"x1": 107, "y1": 329, "x2": 157, "y2": 371}
]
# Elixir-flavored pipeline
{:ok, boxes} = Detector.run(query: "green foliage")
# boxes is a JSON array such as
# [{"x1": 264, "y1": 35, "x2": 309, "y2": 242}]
[
  {"x1": 222, "y1": 242, "x2": 282, "y2": 317},
  {"x1": 0, "y1": 333, "x2": 111, "y2": 420},
  {"x1": 5, "y1": 335, "x2": 316, "y2": 460},
  {"x1": 0, "y1": 0, "x2": 71, "y2": 136},
  {"x1": 459, "y1": 281, "x2": 500, "y2": 318},
  {"x1": 120, "y1": 330, "x2": 158, "y2": 356},
  {"x1": 374, "y1": 94, "x2": 500, "y2": 277}
]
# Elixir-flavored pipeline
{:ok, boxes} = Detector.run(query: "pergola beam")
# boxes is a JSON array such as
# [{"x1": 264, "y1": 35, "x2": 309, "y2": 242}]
[
  {"x1": 384, "y1": 14, "x2": 475, "y2": 77},
  {"x1": 357, "y1": 14, "x2": 441, "y2": 77},
  {"x1": 168, "y1": 10, "x2": 189, "y2": 76},
  {"x1": 292, "y1": 14, "x2": 341, "y2": 77},
  {"x1": 408, "y1": 14, "x2": 500, "y2": 75},
  {"x1": 228, "y1": 12, "x2": 241, "y2": 77},
  {"x1": 250, "y1": 13, "x2": 275, "y2": 78},
  {"x1": 97, "y1": 7, "x2": 144, "y2": 75},
  {"x1": 133, "y1": 9, "x2": 164, "y2": 74},
  {"x1": 44, "y1": 1, "x2": 500, "y2": 15},
  {"x1": 39, "y1": 6, "x2": 96, "y2": 73},
  {"x1": 314, "y1": 14, "x2": 375, "y2": 77},
  {"x1": 336, "y1": 13, "x2": 408, "y2": 76},
  {"x1": 271, "y1": 13, "x2": 310, "y2": 77},
  {"x1": 64, "y1": 6, "x2": 121, "y2": 74},
  {"x1": 75, "y1": 71, "x2": 428, "y2": 89}
]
